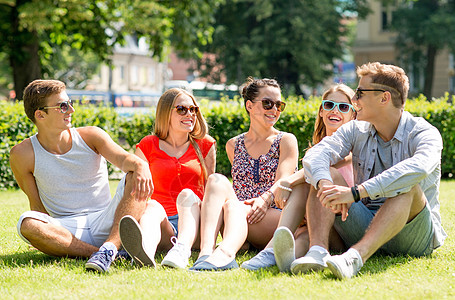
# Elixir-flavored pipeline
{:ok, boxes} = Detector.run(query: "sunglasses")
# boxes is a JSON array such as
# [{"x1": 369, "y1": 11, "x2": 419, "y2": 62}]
[
  {"x1": 174, "y1": 105, "x2": 199, "y2": 116},
  {"x1": 322, "y1": 100, "x2": 355, "y2": 113},
  {"x1": 355, "y1": 88, "x2": 386, "y2": 99},
  {"x1": 40, "y1": 100, "x2": 73, "y2": 113},
  {"x1": 253, "y1": 99, "x2": 286, "y2": 112}
]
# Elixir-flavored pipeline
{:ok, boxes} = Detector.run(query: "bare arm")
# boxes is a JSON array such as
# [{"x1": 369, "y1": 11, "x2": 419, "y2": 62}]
[
  {"x1": 225, "y1": 137, "x2": 236, "y2": 165},
  {"x1": 10, "y1": 139, "x2": 48, "y2": 213},
  {"x1": 78, "y1": 127, "x2": 153, "y2": 200},
  {"x1": 205, "y1": 144, "x2": 217, "y2": 176}
]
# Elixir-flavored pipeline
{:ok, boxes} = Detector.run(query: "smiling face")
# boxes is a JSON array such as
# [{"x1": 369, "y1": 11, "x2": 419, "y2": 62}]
[
  {"x1": 39, "y1": 91, "x2": 74, "y2": 130},
  {"x1": 169, "y1": 93, "x2": 198, "y2": 134},
  {"x1": 247, "y1": 85, "x2": 282, "y2": 127},
  {"x1": 319, "y1": 90, "x2": 355, "y2": 136}
]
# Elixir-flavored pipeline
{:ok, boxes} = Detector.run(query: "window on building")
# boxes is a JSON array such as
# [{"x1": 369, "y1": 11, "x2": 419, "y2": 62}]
[
  {"x1": 381, "y1": 3, "x2": 396, "y2": 31},
  {"x1": 131, "y1": 65, "x2": 138, "y2": 85},
  {"x1": 148, "y1": 67, "x2": 156, "y2": 85},
  {"x1": 119, "y1": 65, "x2": 125, "y2": 83}
]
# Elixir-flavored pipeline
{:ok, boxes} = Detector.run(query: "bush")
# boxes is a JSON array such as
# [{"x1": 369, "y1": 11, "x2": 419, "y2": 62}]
[{"x1": 1, "y1": 94, "x2": 454, "y2": 190}]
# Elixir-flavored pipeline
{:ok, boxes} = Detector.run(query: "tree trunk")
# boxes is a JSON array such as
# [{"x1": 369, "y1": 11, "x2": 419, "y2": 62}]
[
  {"x1": 423, "y1": 44, "x2": 437, "y2": 101},
  {"x1": 9, "y1": 1, "x2": 41, "y2": 100}
]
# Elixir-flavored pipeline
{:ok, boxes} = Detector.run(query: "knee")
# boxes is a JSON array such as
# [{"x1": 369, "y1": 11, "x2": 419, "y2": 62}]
[
  {"x1": 177, "y1": 189, "x2": 201, "y2": 207},
  {"x1": 20, "y1": 217, "x2": 42, "y2": 239},
  {"x1": 144, "y1": 200, "x2": 167, "y2": 218},
  {"x1": 206, "y1": 173, "x2": 230, "y2": 188}
]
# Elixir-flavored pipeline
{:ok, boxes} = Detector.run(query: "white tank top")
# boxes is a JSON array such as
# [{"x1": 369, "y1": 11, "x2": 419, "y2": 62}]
[{"x1": 31, "y1": 128, "x2": 111, "y2": 217}]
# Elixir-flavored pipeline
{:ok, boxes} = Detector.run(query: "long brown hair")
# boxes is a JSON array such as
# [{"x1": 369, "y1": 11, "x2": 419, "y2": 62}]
[
  {"x1": 154, "y1": 88, "x2": 210, "y2": 181},
  {"x1": 312, "y1": 84, "x2": 355, "y2": 145}
]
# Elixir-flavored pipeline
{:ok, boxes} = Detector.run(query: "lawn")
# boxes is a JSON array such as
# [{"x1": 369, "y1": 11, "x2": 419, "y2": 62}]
[{"x1": 1, "y1": 180, "x2": 454, "y2": 299}]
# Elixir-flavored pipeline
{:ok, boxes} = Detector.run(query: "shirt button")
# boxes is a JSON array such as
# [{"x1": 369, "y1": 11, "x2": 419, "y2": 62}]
[
  {"x1": 372, "y1": 149, "x2": 376, "y2": 152},
  {"x1": 367, "y1": 168, "x2": 371, "y2": 171}
]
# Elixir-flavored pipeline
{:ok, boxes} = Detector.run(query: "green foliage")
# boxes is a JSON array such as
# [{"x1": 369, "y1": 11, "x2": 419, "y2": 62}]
[
  {"x1": 389, "y1": 0, "x2": 455, "y2": 98},
  {"x1": 1, "y1": 95, "x2": 454, "y2": 190},
  {"x1": 196, "y1": 0, "x2": 370, "y2": 92},
  {"x1": 0, "y1": 0, "x2": 222, "y2": 97}
]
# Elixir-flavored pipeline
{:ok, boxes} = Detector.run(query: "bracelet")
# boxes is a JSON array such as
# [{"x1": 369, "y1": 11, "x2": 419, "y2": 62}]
[
  {"x1": 278, "y1": 184, "x2": 292, "y2": 192},
  {"x1": 260, "y1": 190, "x2": 275, "y2": 206},
  {"x1": 351, "y1": 185, "x2": 361, "y2": 202}
]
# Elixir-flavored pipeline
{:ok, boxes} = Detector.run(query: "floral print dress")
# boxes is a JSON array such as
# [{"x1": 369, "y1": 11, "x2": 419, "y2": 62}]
[{"x1": 231, "y1": 132, "x2": 283, "y2": 207}]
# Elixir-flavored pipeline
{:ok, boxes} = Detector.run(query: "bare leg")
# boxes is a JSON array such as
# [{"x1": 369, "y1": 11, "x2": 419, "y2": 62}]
[
  {"x1": 204, "y1": 199, "x2": 248, "y2": 267},
  {"x1": 175, "y1": 189, "x2": 201, "y2": 248},
  {"x1": 307, "y1": 168, "x2": 349, "y2": 251},
  {"x1": 199, "y1": 174, "x2": 237, "y2": 257},
  {"x1": 20, "y1": 218, "x2": 97, "y2": 257},
  {"x1": 247, "y1": 206, "x2": 281, "y2": 249},
  {"x1": 105, "y1": 172, "x2": 148, "y2": 249},
  {"x1": 353, "y1": 185, "x2": 426, "y2": 262},
  {"x1": 139, "y1": 200, "x2": 175, "y2": 255},
  {"x1": 263, "y1": 182, "x2": 310, "y2": 249}
]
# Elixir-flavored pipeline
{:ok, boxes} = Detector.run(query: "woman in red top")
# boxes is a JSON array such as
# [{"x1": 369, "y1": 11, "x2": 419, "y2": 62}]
[{"x1": 119, "y1": 88, "x2": 216, "y2": 269}]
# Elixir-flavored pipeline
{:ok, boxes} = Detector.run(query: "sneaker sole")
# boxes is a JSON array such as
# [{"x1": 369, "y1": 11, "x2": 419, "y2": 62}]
[
  {"x1": 161, "y1": 257, "x2": 185, "y2": 269},
  {"x1": 273, "y1": 227, "x2": 295, "y2": 272},
  {"x1": 326, "y1": 259, "x2": 345, "y2": 279},
  {"x1": 291, "y1": 260, "x2": 326, "y2": 274},
  {"x1": 85, "y1": 262, "x2": 107, "y2": 273},
  {"x1": 119, "y1": 215, "x2": 156, "y2": 267}
]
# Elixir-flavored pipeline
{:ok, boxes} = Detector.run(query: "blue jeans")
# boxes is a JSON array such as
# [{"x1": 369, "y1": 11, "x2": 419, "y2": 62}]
[{"x1": 167, "y1": 214, "x2": 179, "y2": 236}]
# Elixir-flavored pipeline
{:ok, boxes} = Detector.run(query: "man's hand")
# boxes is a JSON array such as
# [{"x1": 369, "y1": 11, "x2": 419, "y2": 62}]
[
  {"x1": 130, "y1": 161, "x2": 153, "y2": 201},
  {"x1": 317, "y1": 180, "x2": 353, "y2": 221}
]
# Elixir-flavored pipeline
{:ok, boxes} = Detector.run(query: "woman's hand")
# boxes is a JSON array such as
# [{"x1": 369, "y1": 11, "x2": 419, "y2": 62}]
[
  {"x1": 244, "y1": 196, "x2": 269, "y2": 224},
  {"x1": 274, "y1": 180, "x2": 292, "y2": 209}
]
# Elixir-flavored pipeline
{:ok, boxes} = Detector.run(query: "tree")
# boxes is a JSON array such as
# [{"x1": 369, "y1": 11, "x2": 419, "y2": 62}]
[
  {"x1": 0, "y1": 0, "x2": 222, "y2": 99},
  {"x1": 389, "y1": 0, "x2": 455, "y2": 99},
  {"x1": 196, "y1": 0, "x2": 369, "y2": 95}
]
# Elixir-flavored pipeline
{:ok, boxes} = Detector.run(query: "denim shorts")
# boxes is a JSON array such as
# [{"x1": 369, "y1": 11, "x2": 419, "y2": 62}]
[
  {"x1": 17, "y1": 175, "x2": 126, "y2": 248},
  {"x1": 334, "y1": 201, "x2": 434, "y2": 256},
  {"x1": 167, "y1": 214, "x2": 179, "y2": 236}
]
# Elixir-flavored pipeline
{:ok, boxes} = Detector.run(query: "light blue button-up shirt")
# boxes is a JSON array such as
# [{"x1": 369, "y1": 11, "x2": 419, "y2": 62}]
[{"x1": 303, "y1": 111, "x2": 446, "y2": 249}]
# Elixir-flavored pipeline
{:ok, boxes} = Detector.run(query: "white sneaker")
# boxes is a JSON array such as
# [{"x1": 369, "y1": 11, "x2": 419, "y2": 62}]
[
  {"x1": 161, "y1": 237, "x2": 191, "y2": 269},
  {"x1": 326, "y1": 250, "x2": 363, "y2": 279},
  {"x1": 273, "y1": 226, "x2": 295, "y2": 273},
  {"x1": 290, "y1": 249, "x2": 329, "y2": 274}
]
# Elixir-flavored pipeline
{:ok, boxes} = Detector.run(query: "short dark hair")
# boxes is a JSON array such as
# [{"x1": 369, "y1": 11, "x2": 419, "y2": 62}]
[
  {"x1": 23, "y1": 79, "x2": 66, "y2": 123},
  {"x1": 241, "y1": 77, "x2": 280, "y2": 114}
]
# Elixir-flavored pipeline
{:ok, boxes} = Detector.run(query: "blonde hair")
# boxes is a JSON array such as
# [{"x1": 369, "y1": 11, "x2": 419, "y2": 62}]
[
  {"x1": 312, "y1": 84, "x2": 355, "y2": 145},
  {"x1": 154, "y1": 88, "x2": 210, "y2": 181},
  {"x1": 356, "y1": 62, "x2": 409, "y2": 108}
]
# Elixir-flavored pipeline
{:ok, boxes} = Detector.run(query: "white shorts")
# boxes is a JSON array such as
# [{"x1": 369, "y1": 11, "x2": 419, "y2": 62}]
[{"x1": 17, "y1": 176, "x2": 126, "y2": 248}]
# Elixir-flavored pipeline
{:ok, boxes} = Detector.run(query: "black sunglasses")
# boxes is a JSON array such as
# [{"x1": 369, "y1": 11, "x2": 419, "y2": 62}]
[
  {"x1": 40, "y1": 100, "x2": 73, "y2": 113},
  {"x1": 253, "y1": 99, "x2": 286, "y2": 112},
  {"x1": 174, "y1": 105, "x2": 199, "y2": 116},
  {"x1": 322, "y1": 100, "x2": 355, "y2": 113},
  {"x1": 355, "y1": 88, "x2": 386, "y2": 99}
]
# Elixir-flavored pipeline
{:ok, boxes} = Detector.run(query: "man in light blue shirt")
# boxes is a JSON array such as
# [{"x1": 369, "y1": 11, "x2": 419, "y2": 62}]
[{"x1": 293, "y1": 62, "x2": 446, "y2": 279}]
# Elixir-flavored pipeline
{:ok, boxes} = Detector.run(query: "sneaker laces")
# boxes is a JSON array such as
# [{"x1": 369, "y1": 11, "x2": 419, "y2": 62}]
[
  {"x1": 93, "y1": 249, "x2": 114, "y2": 264},
  {"x1": 169, "y1": 236, "x2": 189, "y2": 257}
]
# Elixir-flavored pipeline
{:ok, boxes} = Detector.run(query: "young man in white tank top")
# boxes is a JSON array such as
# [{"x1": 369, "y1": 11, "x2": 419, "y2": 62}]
[{"x1": 10, "y1": 79, "x2": 153, "y2": 273}]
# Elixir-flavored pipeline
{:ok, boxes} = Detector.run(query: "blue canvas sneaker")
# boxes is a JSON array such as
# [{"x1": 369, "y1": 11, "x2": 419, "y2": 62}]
[{"x1": 85, "y1": 249, "x2": 115, "y2": 273}]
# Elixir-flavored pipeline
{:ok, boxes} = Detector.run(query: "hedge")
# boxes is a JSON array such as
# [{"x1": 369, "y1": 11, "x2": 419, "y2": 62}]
[{"x1": 0, "y1": 94, "x2": 454, "y2": 190}]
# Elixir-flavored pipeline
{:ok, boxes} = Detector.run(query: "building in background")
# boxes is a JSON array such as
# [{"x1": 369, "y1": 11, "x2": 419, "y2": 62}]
[{"x1": 353, "y1": 0, "x2": 454, "y2": 98}]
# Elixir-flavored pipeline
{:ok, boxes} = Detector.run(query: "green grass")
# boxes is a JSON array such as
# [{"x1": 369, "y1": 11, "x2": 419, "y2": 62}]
[{"x1": 1, "y1": 180, "x2": 454, "y2": 299}]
